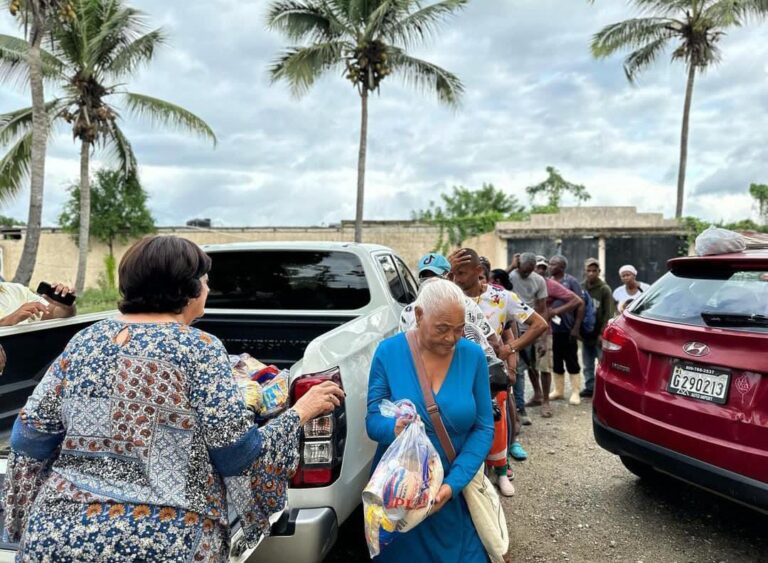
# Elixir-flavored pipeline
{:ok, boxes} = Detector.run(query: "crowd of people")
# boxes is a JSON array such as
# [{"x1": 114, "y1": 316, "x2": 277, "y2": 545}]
[
  {"x1": 386, "y1": 248, "x2": 648, "y2": 502},
  {"x1": 364, "y1": 247, "x2": 650, "y2": 560}
]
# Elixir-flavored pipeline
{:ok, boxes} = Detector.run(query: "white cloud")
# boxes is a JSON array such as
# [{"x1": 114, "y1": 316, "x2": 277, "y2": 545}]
[{"x1": 1, "y1": 0, "x2": 767, "y2": 227}]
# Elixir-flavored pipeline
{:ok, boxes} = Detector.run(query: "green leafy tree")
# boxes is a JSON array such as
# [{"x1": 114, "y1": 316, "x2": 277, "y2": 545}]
[
  {"x1": 267, "y1": 0, "x2": 466, "y2": 243},
  {"x1": 591, "y1": 0, "x2": 768, "y2": 219},
  {"x1": 0, "y1": 214, "x2": 25, "y2": 225},
  {"x1": 0, "y1": 0, "x2": 216, "y2": 292},
  {"x1": 525, "y1": 166, "x2": 591, "y2": 213},
  {"x1": 1, "y1": 0, "x2": 71, "y2": 285},
  {"x1": 59, "y1": 168, "x2": 155, "y2": 288},
  {"x1": 749, "y1": 183, "x2": 768, "y2": 225},
  {"x1": 415, "y1": 183, "x2": 525, "y2": 253}
]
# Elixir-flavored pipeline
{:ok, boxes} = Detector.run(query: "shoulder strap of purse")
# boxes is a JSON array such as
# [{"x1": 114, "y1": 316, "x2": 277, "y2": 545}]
[{"x1": 405, "y1": 330, "x2": 457, "y2": 463}]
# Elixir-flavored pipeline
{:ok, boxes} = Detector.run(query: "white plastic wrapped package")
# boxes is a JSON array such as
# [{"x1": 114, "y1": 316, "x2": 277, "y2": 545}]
[
  {"x1": 695, "y1": 226, "x2": 747, "y2": 256},
  {"x1": 362, "y1": 400, "x2": 444, "y2": 558}
]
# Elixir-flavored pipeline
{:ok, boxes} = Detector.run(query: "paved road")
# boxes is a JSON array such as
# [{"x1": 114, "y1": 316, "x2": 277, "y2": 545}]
[{"x1": 325, "y1": 399, "x2": 767, "y2": 562}]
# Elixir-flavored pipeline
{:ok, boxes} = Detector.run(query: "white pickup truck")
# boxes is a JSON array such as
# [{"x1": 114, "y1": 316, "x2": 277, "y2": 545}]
[{"x1": 0, "y1": 241, "x2": 420, "y2": 562}]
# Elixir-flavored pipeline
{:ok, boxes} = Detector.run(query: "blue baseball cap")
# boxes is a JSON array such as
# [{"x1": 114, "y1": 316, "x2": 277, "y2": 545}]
[{"x1": 417, "y1": 253, "x2": 451, "y2": 277}]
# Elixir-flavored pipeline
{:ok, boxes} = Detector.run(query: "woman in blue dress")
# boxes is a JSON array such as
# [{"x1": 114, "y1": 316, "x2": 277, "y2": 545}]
[{"x1": 366, "y1": 279, "x2": 495, "y2": 563}]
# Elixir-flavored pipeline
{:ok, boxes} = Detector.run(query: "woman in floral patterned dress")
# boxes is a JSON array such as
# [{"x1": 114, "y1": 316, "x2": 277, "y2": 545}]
[{"x1": 2, "y1": 235, "x2": 344, "y2": 562}]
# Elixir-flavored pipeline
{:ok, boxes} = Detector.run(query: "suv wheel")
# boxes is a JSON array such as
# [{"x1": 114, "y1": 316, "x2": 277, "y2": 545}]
[{"x1": 620, "y1": 455, "x2": 656, "y2": 479}]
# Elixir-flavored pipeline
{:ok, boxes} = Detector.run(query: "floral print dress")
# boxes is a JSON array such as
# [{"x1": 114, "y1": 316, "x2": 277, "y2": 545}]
[{"x1": 2, "y1": 320, "x2": 301, "y2": 562}]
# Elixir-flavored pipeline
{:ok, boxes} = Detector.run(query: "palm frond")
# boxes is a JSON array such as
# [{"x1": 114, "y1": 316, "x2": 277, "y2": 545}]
[
  {"x1": 591, "y1": 17, "x2": 678, "y2": 58},
  {"x1": 103, "y1": 28, "x2": 166, "y2": 78},
  {"x1": 388, "y1": 48, "x2": 463, "y2": 107},
  {"x1": 0, "y1": 33, "x2": 66, "y2": 87},
  {"x1": 629, "y1": 0, "x2": 692, "y2": 16},
  {"x1": 0, "y1": 131, "x2": 32, "y2": 205},
  {"x1": 0, "y1": 100, "x2": 63, "y2": 147},
  {"x1": 347, "y1": 0, "x2": 382, "y2": 25},
  {"x1": 266, "y1": 0, "x2": 350, "y2": 41},
  {"x1": 122, "y1": 92, "x2": 217, "y2": 146},
  {"x1": 86, "y1": 4, "x2": 151, "y2": 73},
  {"x1": 363, "y1": 0, "x2": 408, "y2": 41},
  {"x1": 703, "y1": 0, "x2": 768, "y2": 25},
  {"x1": 103, "y1": 120, "x2": 137, "y2": 176},
  {"x1": 269, "y1": 41, "x2": 350, "y2": 96},
  {"x1": 623, "y1": 36, "x2": 671, "y2": 81},
  {"x1": 379, "y1": 0, "x2": 467, "y2": 48}
]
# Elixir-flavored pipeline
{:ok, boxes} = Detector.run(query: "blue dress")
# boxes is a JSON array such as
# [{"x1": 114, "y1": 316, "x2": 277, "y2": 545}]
[{"x1": 366, "y1": 333, "x2": 494, "y2": 563}]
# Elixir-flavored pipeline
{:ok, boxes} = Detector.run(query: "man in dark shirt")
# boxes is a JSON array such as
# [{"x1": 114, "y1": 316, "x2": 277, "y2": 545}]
[{"x1": 581, "y1": 258, "x2": 615, "y2": 398}]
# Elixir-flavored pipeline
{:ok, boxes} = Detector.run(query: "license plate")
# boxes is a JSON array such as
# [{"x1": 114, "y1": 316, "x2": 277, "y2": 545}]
[{"x1": 667, "y1": 362, "x2": 731, "y2": 405}]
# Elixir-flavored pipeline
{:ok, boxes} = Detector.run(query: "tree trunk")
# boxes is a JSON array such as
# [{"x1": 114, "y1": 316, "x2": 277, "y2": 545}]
[
  {"x1": 12, "y1": 18, "x2": 49, "y2": 285},
  {"x1": 675, "y1": 64, "x2": 696, "y2": 219},
  {"x1": 75, "y1": 141, "x2": 91, "y2": 294},
  {"x1": 354, "y1": 89, "x2": 369, "y2": 244}
]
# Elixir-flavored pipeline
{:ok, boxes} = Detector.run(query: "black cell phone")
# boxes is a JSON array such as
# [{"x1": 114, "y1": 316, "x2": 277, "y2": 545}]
[{"x1": 36, "y1": 281, "x2": 76, "y2": 306}]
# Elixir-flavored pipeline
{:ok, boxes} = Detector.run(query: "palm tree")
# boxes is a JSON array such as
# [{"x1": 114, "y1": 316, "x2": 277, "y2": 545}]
[
  {"x1": 591, "y1": 0, "x2": 768, "y2": 219},
  {"x1": 0, "y1": 0, "x2": 216, "y2": 292},
  {"x1": 267, "y1": 0, "x2": 465, "y2": 243},
  {"x1": 1, "y1": 0, "x2": 70, "y2": 285}
]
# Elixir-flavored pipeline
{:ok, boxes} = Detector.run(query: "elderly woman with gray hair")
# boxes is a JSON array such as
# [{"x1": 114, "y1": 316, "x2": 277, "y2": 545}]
[{"x1": 366, "y1": 279, "x2": 495, "y2": 562}]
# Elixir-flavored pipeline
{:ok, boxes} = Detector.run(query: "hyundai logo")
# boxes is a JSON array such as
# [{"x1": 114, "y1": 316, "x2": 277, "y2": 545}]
[{"x1": 683, "y1": 342, "x2": 710, "y2": 357}]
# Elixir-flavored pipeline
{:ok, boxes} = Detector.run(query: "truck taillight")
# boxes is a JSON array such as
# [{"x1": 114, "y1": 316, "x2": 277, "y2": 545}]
[
  {"x1": 602, "y1": 324, "x2": 629, "y2": 352},
  {"x1": 290, "y1": 367, "x2": 346, "y2": 488}
]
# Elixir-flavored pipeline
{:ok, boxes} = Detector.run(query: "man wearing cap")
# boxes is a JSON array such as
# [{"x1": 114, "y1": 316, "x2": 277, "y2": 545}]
[
  {"x1": 613, "y1": 265, "x2": 650, "y2": 313},
  {"x1": 581, "y1": 258, "x2": 615, "y2": 398},
  {"x1": 416, "y1": 252, "x2": 452, "y2": 281}
]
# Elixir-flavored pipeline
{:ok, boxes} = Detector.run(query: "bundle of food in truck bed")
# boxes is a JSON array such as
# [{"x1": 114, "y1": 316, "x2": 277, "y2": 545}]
[{"x1": 229, "y1": 353, "x2": 290, "y2": 419}]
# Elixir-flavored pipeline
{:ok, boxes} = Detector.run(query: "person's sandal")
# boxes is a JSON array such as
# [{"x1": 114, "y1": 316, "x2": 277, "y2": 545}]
[{"x1": 510, "y1": 441, "x2": 528, "y2": 461}]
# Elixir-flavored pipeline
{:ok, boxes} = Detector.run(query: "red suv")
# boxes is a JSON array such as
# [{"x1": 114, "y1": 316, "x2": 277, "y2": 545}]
[{"x1": 593, "y1": 249, "x2": 768, "y2": 513}]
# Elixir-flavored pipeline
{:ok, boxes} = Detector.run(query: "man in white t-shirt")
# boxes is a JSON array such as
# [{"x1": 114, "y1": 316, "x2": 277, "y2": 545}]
[
  {"x1": 0, "y1": 281, "x2": 77, "y2": 326},
  {"x1": 612, "y1": 265, "x2": 650, "y2": 313}
]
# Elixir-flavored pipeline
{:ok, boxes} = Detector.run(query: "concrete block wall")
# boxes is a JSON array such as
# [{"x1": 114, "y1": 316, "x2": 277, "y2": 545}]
[{"x1": 0, "y1": 222, "x2": 470, "y2": 289}]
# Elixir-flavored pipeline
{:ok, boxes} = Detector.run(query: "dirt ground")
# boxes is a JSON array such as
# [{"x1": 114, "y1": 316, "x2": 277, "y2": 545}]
[{"x1": 326, "y1": 398, "x2": 768, "y2": 563}]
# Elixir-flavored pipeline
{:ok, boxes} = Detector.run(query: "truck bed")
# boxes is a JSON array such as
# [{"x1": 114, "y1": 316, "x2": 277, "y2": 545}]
[{"x1": 194, "y1": 313, "x2": 355, "y2": 369}]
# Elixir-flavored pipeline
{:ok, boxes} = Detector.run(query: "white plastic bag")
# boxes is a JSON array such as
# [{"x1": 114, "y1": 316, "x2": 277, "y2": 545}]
[
  {"x1": 695, "y1": 226, "x2": 746, "y2": 256},
  {"x1": 362, "y1": 400, "x2": 444, "y2": 558}
]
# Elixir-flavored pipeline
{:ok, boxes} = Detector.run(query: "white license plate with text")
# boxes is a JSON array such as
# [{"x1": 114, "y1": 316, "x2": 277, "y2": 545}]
[{"x1": 668, "y1": 362, "x2": 731, "y2": 405}]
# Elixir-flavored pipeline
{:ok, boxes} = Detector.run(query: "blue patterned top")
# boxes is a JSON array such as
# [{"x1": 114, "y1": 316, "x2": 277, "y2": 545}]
[{"x1": 3, "y1": 319, "x2": 300, "y2": 561}]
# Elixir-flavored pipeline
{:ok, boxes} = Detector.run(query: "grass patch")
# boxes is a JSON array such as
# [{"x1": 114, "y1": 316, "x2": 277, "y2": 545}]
[{"x1": 77, "y1": 286, "x2": 120, "y2": 314}]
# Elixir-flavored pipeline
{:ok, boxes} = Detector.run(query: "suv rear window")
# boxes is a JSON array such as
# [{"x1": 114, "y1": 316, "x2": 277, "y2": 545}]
[
  {"x1": 632, "y1": 269, "x2": 768, "y2": 333},
  {"x1": 206, "y1": 250, "x2": 370, "y2": 310}
]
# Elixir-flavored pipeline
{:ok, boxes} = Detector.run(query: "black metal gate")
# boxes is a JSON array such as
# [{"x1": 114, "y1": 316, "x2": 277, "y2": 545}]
[
  {"x1": 506, "y1": 234, "x2": 686, "y2": 290},
  {"x1": 506, "y1": 237, "x2": 599, "y2": 279},
  {"x1": 604, "y1": 235, "x2": 687, "y2": 289}
]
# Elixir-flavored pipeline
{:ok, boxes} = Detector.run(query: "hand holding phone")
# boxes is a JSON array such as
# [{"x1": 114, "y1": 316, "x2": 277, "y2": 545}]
[{"x1": 36, "y1": 281, "x2": 76, "y2": 307}]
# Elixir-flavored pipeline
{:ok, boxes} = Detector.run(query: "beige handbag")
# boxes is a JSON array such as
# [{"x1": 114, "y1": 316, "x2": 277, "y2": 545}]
[{"x1": 406, "y1": 332, "x2": 509, "y2": 563}]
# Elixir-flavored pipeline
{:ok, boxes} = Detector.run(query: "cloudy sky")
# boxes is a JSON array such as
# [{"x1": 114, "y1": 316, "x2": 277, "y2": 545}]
[{"x1": 1, "y1": 0, "x2": 767, "y2": 227}]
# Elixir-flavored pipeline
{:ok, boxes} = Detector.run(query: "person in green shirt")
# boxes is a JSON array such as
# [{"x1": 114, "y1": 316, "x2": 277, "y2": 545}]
[{"x1": 580, "y1": 258, "x2": 615, "y2": 397}]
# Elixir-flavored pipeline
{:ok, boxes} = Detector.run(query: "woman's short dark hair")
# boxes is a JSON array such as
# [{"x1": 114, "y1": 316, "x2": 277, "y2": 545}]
[
  {"x1": 118, "y1": 235, "x2": 212, "y2": 314},
  {"x1": 491, "y1": 268, "x2": 513, "y2": 291}
]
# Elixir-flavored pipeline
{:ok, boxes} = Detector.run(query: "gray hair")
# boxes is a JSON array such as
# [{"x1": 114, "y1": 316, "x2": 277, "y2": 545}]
[
  {"x1": 551, "y1": 254, "x2": 568, "y2": 269},
  {"x1": 519, "y1": 252, "x2": 537, "y2": 267},
  {"x1": 414, "y1": 278, "x2": 466, "y2": 316}
]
